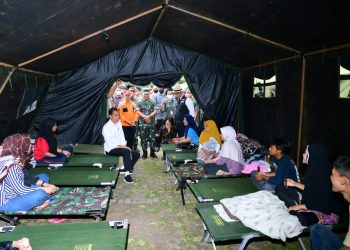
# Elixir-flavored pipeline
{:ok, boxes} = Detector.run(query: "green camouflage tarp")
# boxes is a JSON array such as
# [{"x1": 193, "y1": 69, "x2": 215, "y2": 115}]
[{"x1": 4, "y1": 187, "x2": 111, "y2": 216}]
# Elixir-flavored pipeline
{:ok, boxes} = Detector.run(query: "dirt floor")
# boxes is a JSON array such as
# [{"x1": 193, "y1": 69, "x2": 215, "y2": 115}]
[{"x1": 1, "y1": 151, "x2": 312, "y2": 250}]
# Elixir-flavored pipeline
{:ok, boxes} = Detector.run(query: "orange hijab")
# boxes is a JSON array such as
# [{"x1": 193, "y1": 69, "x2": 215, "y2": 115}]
[{"x1": 199, "y1": 120, "x2": 222, "y2": 145}]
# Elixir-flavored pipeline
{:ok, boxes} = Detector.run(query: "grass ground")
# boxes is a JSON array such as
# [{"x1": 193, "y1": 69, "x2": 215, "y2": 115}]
[{"x1": 0, "y1": 152, "x2": 312, "y2": 249}]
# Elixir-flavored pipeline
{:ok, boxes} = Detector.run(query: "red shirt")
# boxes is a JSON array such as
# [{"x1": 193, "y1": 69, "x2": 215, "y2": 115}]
[{"x1": 34, "y1": 137, "x2": 49, "y2": 160}]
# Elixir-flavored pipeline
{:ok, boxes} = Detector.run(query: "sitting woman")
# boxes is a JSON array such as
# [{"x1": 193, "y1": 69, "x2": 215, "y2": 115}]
[
  {"x1": 197, "y1": 120, "x2": 222, "y2": 163},
  {"x1": 34, "y1": 118, "x2": 73, "y2": 164},
  {"x1": 0, "y1": 134, "x2": 58, "y2": 212},
  {"x1": 204, "y1": 126, "x2": 245, "y2": 175},
  {"x1": 275, "y1": 144, "x2": 338, "y2": 226},
  {"x1": 155, "y1": 118, "x2": 178, "y2": 144},
  {"x1": 172, "y1": 115, "x2": 199, "y2": 149}
]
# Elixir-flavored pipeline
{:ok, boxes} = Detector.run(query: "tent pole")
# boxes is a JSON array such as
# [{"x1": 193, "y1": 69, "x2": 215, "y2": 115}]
[
  {"x1": 0, "y1": 66, "x2": 17, "y2": 95},
  {"x1": 149, "y1": 0, "x2": 169, "y2": 37},
  {"x1": 18, "y1": 5, "x2": 162, "y2": 68},
  {"x1": 296, "y1": 56, "x2": 306, "y2": 166},
  {"x1": 243, "y1": 55, "x2": 300, "y2": 71},
  {"x1": 0, "y1": 61, "x2": 53, "y2": 77},
  {"x1": 168, "y1": 5, "x2": 300, "y2": 54},
  {"x1": 305, "y1": 42, "x2": 350, "y2": 57}
]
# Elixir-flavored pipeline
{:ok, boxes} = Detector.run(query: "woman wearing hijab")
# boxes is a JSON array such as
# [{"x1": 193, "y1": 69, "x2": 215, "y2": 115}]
[
  {"x1": 34, "y1": 118, "x2": 73, "y2": 164},
  {"x1": 172, "y1": 115, "x2": 199, "y2": 148},
  {"x1": 0, "y1": 134, "x2": 58, "y2": 211},
  {"x1": 204, "y1": 126, "x2": 245, "y2": 175},
  {"x1": 275, "y1": 144, "x2": 338, "y2": 226},
  {"x1": 197, "y1": 120, "x2": 222, "y2": 162}
]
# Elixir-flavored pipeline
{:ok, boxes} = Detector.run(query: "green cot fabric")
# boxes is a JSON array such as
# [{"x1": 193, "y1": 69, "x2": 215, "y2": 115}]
[
  {"x1": 167, "y1": 153, "x2": 197, "y2": 163},
  {"x1": 161, "y1": 144, "x2": 197, "y2": 154},
  {"x1": 172, "y1": 163, "x2": 240, "y2": 180},
  {"x1": 0, "y1": 222, "x2": 127, "y2": 250},
  {"x1": 29, "y1": 167, "x2": 119, "y2": 186},
  {"x1": 71, "y1": 144, "x2": 105, "y2": 155},
  {"x1": 161, "y1": 144, "x2": 177, "y2": 151},
  {"x1": 188, "y1": 178, "x2": 258, "y2": 202},
  {"x1": 196, "y1": 202, "x2": 256, "y2": 241},
  {"x1": 5, "y1": 187, "x2": 110, "y2": 216},
  {"x1": 35, "y1": 154, "x2": 119, "y2": 167}
]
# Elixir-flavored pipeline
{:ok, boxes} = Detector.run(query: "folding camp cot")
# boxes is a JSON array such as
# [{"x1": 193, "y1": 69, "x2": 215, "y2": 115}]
[
  {"x1": 1, "y1": 186, "x2": 111, "y2": 224},
  {"x1": 161, "y1": 143, "x2": 197, "y2": 170},
  {"x1": 164, "y1": 151, "x2": 198, "y2": 171},
  {"x1": 0, "y1": 220, "x2": 128, "y2": 250},
  {"x1": 170, "y1": 163, "x2": 243, "y2": 205},
  {"x1": 60, "y1": 143, "x2": 105, "y2": 155},
  {"x1": 29, "y1": 167, "x2": 119, "y2": 186},
  {"x1": 35, "y1": 153, "x2": 119, "y2": 169},
  {"x1": 187, "y1": 177, "x2": 258, "y2": 203},
  {"x1": 196, "y1": 202, "x2": 348, "y2": 250}
]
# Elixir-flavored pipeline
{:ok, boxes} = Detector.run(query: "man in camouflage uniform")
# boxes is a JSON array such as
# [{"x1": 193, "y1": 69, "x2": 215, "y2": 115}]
[{"x1": 137, "y1": 90, "x2": 157, "y2": 159}]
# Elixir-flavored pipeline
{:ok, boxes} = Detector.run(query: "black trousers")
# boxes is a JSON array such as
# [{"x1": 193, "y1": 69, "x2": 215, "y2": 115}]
[
  {"x1": 107, "y1": 148, "x2": 140, "y2": 172},
  {"x1": 154, "y1": 119, "x2": 165, "y2": 148},
  {"x1": 122, "y1": 126, "x2": 136, "y2": 149},
  {"x1": 275, "y1": 184, "x2": 301, "y2": 207},
  {"x1": 175, "y1": 121, "x2": 184, "y2": 137}
]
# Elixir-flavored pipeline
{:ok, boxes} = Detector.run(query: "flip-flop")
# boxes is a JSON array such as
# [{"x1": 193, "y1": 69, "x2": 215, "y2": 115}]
[{"x1": 48, "y1": 218, "x2": 66, "y2": 224}]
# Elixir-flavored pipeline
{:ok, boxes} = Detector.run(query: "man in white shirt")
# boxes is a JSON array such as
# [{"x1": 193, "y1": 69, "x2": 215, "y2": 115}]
[{"x1": 102, "y1": 108, "x2": 140, "y2": 184}]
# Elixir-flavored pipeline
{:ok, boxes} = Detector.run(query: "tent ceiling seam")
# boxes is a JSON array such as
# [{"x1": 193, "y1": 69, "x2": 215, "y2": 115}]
[
  {"x1": 149, "y1": 1, "x2": 169, "y2": 37},
  {"x1": 167, "y1": 4, "x2": 300, "y2": 54},
  {"x1": 17, "y1": 5, "x2": 163, "y2": 68}
]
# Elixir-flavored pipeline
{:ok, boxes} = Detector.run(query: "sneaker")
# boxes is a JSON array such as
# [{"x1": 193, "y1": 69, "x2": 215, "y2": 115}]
[
  {"x1": 119, "y1": 169, "x2": 128, "y2": 175},
  {"x1": 124, "y1": 175, "x2": 134, "y2": 184},
  {"x1": 117, "y1": 165, "x2": 125, "y2": 170},
  {"x1": 150, "y1": 150, "x2": 157, "y2": 158}
]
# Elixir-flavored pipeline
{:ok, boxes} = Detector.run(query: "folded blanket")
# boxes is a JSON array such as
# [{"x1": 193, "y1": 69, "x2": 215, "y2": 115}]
[{"x1": 214, "y1": 191, "x2": 305, "y2": 241}]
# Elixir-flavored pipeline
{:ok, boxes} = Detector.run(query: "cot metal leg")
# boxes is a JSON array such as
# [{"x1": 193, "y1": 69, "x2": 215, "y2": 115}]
[
  {"x1": 239, "y1": 233, "x2": 260, "y2": 250},
  {"x1": 91, "y1": 214, "x2": 102, "y2": 221},
  {"x1": 210, "y1": 238, "x2": 217, "y2": 250},
  {"x1": 298, "y1": 237, "x2": 306, "y2": 250},
  {"x1": 0, "y1": 215, "x2": 20, "y2": 225},
  {"x1": 165, "y1": 157, "x2": 170, "y2": 172},
  {"x1": 180, "y1": 186, "x2": 185, "y2": 206}
]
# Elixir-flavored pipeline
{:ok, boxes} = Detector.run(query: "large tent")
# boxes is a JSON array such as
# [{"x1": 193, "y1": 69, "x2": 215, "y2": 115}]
[{"x1": 1, "y1": 0, "x2": 350, "y2": 162}]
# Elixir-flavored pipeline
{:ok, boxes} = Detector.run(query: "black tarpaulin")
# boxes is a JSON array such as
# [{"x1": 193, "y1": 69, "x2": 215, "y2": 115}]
[
  {"x1": 33, "y1": 39, "x2": 240, "y2": 144},
  {"x1": 0, "y1": 67, "x2": 51, "y2": 142}
]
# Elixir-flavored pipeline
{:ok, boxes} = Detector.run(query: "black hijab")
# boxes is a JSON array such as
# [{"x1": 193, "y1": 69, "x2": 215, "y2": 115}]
[
  {"x1": 302, "y1": 144, "x2": 333, "y2": 214},
  {"x1": 38, "y1": 118, "x2": 57, "y2": 155}
]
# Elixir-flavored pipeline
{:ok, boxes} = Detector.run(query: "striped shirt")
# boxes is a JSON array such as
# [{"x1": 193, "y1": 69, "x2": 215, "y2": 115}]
[{"x1": 0, "y1": 159, "x2": 36, "y2": 206}]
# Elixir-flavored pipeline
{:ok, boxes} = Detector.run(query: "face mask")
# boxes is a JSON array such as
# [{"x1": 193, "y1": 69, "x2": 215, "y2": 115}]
[
  {"x1": 159, "y1": 90, "x2": 164, "y2": 94},
  {"x1": 154, "y1": 90, "x2": 158, "y2": 93},
  {"x1": 167, "y1": 94, "x2": 173, "y2": 99}
]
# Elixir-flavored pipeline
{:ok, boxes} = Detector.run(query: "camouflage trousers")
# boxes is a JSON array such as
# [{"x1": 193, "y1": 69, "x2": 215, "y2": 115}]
[
  {"x1": 133, "y1": 123, "x2": 139, "y2": 150},
  {"x1": 139, "y1": 124, "x2": 156, "y2": 151}
]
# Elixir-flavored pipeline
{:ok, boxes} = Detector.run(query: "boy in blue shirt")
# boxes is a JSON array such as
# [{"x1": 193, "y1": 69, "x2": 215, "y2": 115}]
[{"x1": 251, "y1": 138, "x2": 300, "y2": 192}]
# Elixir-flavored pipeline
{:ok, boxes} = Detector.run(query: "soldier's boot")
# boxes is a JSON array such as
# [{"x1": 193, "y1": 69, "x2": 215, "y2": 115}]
[
  {"x1": 150, "y1": 149, "x2": 157, "y2": 158},
  {"x1": 142, "y1": 150, "x2": 148, "y2": 159}
]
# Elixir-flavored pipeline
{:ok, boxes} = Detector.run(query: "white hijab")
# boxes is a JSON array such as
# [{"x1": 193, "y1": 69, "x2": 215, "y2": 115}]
[{"x1": 220, "y1": 126, "x2": 245, "y2": 166}]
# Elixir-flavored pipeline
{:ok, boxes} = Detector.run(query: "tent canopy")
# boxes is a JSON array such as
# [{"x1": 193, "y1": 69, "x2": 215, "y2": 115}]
[{"x1": 1, "y1": 0, "x2": 350, "y2": 73}]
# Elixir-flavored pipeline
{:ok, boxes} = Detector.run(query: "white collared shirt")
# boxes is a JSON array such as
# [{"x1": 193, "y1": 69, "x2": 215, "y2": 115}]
[{"x1": 102, "y1": 119, "x2": 127, "y2": 153}]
